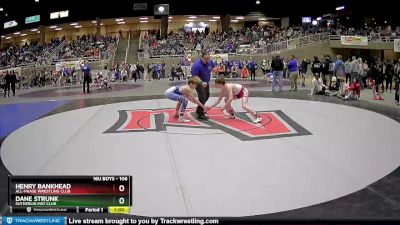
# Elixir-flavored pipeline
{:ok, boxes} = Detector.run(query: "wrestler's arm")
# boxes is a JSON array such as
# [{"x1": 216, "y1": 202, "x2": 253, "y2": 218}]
[
  {"x1": 184, "y1": 88, "x2": 206, "y2": 109},
  {"x1": 192, "y1": 76, "x2": 208, "y2": 88},
  {"x1": 208, "y1": 93, "x2": 223, "y2": 109},
  {"x1": 221, "y1": 85, "x2": 234, "y2": 111}
]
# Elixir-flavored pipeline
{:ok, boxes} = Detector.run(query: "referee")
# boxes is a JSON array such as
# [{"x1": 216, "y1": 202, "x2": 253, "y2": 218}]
[
  {"x1": 191, "y1": 52, "x2": 214, "y2": 120},
  {"x1": 81, "y1": 62, "x2": 91, "y2": 94}
]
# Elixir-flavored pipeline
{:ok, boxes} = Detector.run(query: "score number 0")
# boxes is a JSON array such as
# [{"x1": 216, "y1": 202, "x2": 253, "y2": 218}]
[{"x1": 118, "y1": 184, "x2": 126, "y2": 205}]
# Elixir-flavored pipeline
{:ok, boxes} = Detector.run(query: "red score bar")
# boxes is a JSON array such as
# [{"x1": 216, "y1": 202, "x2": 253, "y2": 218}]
[{"x1": 69, "y1": 183, "x2": 129, "y2": 194}]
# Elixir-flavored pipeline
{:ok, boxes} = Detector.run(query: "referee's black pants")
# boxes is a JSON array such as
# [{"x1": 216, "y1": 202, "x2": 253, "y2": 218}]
[
  {"x1": 195, "y1": 83, "x2": 210, "y2": 116},
  {"x1": 11, "y1": 82, "x2": 16, "y2": 96},
  {"x1": 250, "y1": 70, "x2": 256, "y2": 80},
  {"x1": 83, "y1": 76, "x2": 91, "y2": 93},
  {"x1": 3, "y1": 82, "x2": 10, "y2": 98}
]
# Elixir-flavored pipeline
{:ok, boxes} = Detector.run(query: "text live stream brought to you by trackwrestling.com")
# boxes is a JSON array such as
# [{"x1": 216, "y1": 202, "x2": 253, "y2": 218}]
[{"x1": 0, "y1": 217, "x2": 222, "y2": 225}]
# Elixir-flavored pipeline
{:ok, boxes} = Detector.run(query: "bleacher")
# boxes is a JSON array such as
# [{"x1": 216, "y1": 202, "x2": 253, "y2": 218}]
[{"x1": 0, "y1": 35, "x2": 118, "y2": 70}]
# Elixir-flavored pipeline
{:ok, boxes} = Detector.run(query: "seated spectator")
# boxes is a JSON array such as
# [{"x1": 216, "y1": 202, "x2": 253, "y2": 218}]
[
  {"x1": 0, "y1": 35, "x2": 117, "y2": 69},
  {"x1": 338, "y1": 78, "x2": 361, "y2": 100},
  {"x1": 309, "y1": 74, "x2": 335, "y2": 96},
  {"x1": 231, "y1": 64, "x2": 239, "y2": 78},
  {"x1": 241, "y1": 66, "x2": 249, "y2": 78},
  {"x1": 170, "y1": 64, "x2": 180, "y2": 81},
  {"x1": 176, "y1": 65, "x2": 184, "y2": 79},
  {"x1": 217, "y1": 63, "x2": 225, "y2": 77}
]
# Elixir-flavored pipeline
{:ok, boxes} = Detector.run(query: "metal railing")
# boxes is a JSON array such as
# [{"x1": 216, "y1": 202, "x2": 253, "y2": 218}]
[
  {"x1": 50, "y1": 39, "x2": 67, "y2": 57},
  {"x1": 138, "y1": 32, "x2": 330, "y2": 59},
  {"x1": 53, "y1": 56, "x2": 101, "y2": 63},
  {"x1": 235, "y1": 32, "x2": 330, "y2": 55},
  {"x1": 125, "y1": 33, "x2": 130, "y2": 64},
  {"x1": 138, "y1": 53, "x2": 184, "y2": 59},
  {"x1": 138, "y1": 31, "x2": 145, "y2": 50},
  {"x1": 329, "y1": 34, "x2": 400, "y2": 42},
  {"x1": 110, "y1": 36, "x2": 120, "y2": 67}
]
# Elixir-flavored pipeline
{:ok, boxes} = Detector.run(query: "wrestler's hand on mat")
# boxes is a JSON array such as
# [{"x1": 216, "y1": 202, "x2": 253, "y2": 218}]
[{"x1": 205, "y1": 106, "x2": 212, "y2": 111}]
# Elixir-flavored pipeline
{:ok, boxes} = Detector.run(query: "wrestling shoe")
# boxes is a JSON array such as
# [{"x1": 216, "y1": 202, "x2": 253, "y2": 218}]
[
  {"x1": 253, "y1": 117, "x2": 263, "y2": 123},
  {"x1": 178, "y1": 116, "x2": 191, "y2": 123}
]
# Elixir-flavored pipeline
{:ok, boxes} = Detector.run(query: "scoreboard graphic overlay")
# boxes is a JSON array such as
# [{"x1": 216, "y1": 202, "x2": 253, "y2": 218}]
[{"x1": 8, "y1": 176, "x2": 132, "y2": 214}]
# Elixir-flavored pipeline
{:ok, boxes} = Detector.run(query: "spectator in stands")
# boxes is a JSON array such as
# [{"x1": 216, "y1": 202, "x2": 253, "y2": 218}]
[
  {"x1": 137, "y1": 63, "x2": 144, "y2": 80},
  {"x1": 160, "y1": 61, "x2": 166, "y2": 79},
  {"x1": 336, "y1": 78, "x2": 346, "y2": 97},
  {"x1": 231, "y1": 63, "x2": 239, "y2": 78},
  {"x1": 350, "y1": 56, "x2": 360, "y2": 84},
  {"x1": 344, "y1": 58, "x2": 351, "y2": 83},
  {"x1": 309, "y1": 74, "x2": 323, "y2": 95},
  {"x1": 261, "y1": 59, "x2": 267, "y2": 76},
  {"x1": 343, "y1": 78, "x2": 361, "y2": 100},
  {"x1": 131, "y1": 66, "x2": 137, "y2": 82},
  {"x1": 287, "y1": 55, "x2": 299, "y2": 91},
  {"x1": 217, "y1": 63, "x2": 226, "y2": 77},
  {"x1": 322, "y1": 55, "x2": 331, "y2": 86},
  {"x1": 170, "y1": 64, "x2": 177, "y2": 81},
  {"x1": 112, "y1": 68, "x2": 119, "y2": 81},
  {"x1": 385, "y1": 60, "x2": 394, "y2": 93},
  {"x1": 282, "y1": 58, "x2": 288, "y2": 79},
  {"x1": 362, "y1": 60, "x2": 370, "y2": 88},
  {"x1": 21, "y1": 75, "x2": 28, "y2": 89},
  {"x1": 0, "y1": 39, "x2": 60, "y2": 68},
  {"x1": 271, "y1": 55, "x2": 284, "y2": 92},
  {"x1": 176, "y1": 65, "x2": 184, "y2": 80},
  {"x1": 224, "y1": 61, "x2": 231, "y2": 78},
  {"x1": 130, "y1": 63, "x2": 137, "y2": 76},
  {"x1": 154, "y1": 62, "x2": 162, "y2": 79},
  {"x1": 0, "y1": 35, "x2": 116, "y2": 69},
  {"x1": 311, "y1": 56, "x2": 322, "y2": 77},
  {"x1": 371, "y1": 57, "x2": 384, "y2": 100},
  {"x1": 333, "y1": 55, "x2": 345, "y2": 80},
  {"x1": 300, "y1": 57, "x2": 310, "y2": 87},
  {"x1": 122, "y1": 68, "x2": 128, "y2": 82},
  {"x1": 146, "y1": 63, "x2": 152, "y2": 81},
  {"x1": 140, "y1": 24, "x2": 329, "y2": 58},
  {"x1": 357, "y1": 58, "x2": 365, "y2": 89}
]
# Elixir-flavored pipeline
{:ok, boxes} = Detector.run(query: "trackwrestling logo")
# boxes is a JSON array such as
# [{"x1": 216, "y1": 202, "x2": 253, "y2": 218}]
[{"x1": 104, "y1": 108, "x2": 311, "y2": 141}]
